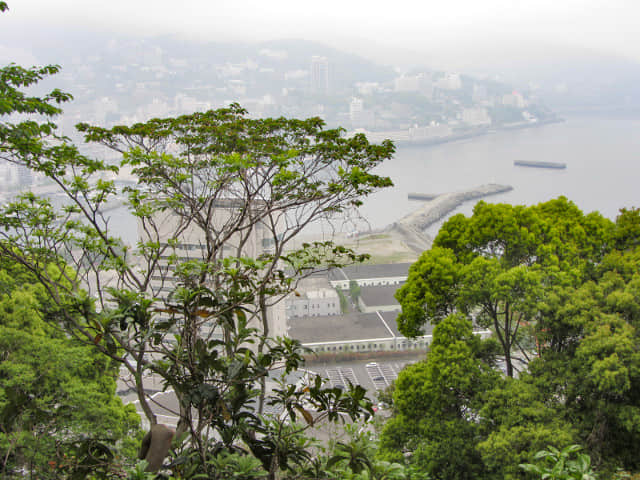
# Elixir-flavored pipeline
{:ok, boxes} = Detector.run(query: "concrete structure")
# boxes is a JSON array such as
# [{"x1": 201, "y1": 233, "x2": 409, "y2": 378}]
[
  {"x1": 288, "y1": 311, "x2": 433, "y2": 354},
  {"x1": 287, "y1": 288, "x2": 340, "y2": 318},
  {"x1": 357, "y1": 284, "x2": 402, "y2": 313},
  {"x1": 328, "y1": 263, "x2": 411, "y2": 290}
]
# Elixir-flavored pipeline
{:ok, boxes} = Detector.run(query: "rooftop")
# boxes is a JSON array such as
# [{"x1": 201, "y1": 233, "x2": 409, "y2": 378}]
[
  {"x1": 359, "y1": 284, "x2": 403, "y2": 308},
  {"x1": 288, "y1": 312, "x2": 394, "y2": 344},
  {"x1": 328, "y1": 262, "x2": 412, "y2": 282}
]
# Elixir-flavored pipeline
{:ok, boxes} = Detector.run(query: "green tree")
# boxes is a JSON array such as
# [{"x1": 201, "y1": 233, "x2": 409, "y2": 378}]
[
  {"x1": 477, "y1": 377, "x2": 575, "y2": 480},
  {"x1": 0, "y1": 263, "x2": 140, "y2": 478},
  {"x1": 477, "y1": 209, "x2": 640, "y2": 476},
  {"x1": 529, "y1": 245, "x2": 640, "y2": 471},
  {"x1": 349, "y1": 280, "x2": 362, "y2": 308},
  {"x1": 396, "y1": 198, "x2": 613, "y2": 377},
  {"x1": 0, "y1": 22, "x2": 393, "y2": 476},
  {"x1": 378, "y1": 314, "x2": 499, "y2": 480},
  {"x1": 337, "y1": 288, "x2": 349, "y2": 313}
]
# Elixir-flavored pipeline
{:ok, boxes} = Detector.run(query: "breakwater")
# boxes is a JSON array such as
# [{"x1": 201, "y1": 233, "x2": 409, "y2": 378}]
[{"x1": 385, "y1": 184, "x2": 513, "y2": 252}]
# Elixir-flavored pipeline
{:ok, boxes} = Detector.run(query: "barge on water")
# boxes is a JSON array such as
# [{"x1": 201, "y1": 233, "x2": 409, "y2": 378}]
[{"x1": 514, "y1": 160, "x2": 566, "y2": 169}]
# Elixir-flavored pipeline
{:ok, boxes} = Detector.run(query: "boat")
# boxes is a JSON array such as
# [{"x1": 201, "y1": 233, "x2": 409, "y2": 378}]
[{"x1": 514, "y1": 160, "x2": 566, "y2": 169}]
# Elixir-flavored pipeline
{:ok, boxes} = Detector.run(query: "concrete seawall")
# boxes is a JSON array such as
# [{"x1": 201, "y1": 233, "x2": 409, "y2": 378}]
[{"x1": 385, "y1": 183, "x2": 513, "y2": 252}]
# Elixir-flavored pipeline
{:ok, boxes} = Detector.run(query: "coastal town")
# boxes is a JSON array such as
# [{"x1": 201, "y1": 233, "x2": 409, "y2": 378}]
[{"x1": 0, "y1": 37, "x2": 561, "y2": 192}]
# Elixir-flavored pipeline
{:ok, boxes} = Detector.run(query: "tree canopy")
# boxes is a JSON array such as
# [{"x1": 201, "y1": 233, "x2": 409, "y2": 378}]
[
  {"x1": 387, "y1": 200, "x2": 640, "y2": 478},
  {"x1": 0, "y1": 31, "x2": 395, "y2": 477},
  {"x1": 0, "y1": 260, "x2": 140, "y2": 478},
  {"x1": 396, "y1": 198, "x2": 613, "y2": 376}
]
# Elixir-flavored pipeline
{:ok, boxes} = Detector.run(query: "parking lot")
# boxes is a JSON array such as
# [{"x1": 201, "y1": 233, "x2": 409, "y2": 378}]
[
  {"x1": 325, "y1": 367, "x2": 359, "y2": 388},
  {"x1": 365, "y1": 362, "x2": 405, "y2": 390},
  {"x1": 122, "y1": 356, "x2": 423, "y2": 425},
  {"x1": 308, "y1": 356, "x2": 420, "y2": 394}
]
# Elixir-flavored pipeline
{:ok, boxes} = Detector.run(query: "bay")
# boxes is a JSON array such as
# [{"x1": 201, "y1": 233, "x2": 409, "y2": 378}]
[
  {"x1": 358, "y1": 114, "x2": 640, "y2": 235},
  {"x1": 107, "y1": 114, "x2": 640, "y2": 245}
]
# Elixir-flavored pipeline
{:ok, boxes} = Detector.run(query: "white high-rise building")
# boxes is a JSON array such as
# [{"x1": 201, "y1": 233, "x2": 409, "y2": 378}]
[
  {"x1": 349, "y1": 97, "x2": 363, "y2": 121},
  {"x1": 310, "y1": 56, "x2": 329, "y2": 94}
]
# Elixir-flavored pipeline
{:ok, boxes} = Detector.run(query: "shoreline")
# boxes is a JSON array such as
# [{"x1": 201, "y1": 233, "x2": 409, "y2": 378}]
[
  {"x1": 351, "y1": 117, "x2": 564, "y2": 149},
  {"x1": 395, "y1": 117, "x2": 564, "y2": 148}
]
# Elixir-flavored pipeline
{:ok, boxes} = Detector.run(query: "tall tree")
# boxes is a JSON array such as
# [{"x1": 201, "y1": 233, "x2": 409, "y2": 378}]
[
  {"x1": 0, "y1": 23, "x2": 392, "y2": 475},
  {"x1": 378, "y1": 313, "x2": 499, "y2": 480},
  {"x1": 396, "y1": 198, "x2": 613, "y2": 376}
]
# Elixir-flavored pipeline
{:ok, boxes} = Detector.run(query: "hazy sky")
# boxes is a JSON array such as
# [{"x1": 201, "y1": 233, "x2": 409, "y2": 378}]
[{"x1": 3, "y1": 0, "x2": 639, "y2": 69}]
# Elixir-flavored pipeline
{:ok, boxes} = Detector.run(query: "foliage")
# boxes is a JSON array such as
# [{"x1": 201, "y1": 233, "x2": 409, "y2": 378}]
[
  {"x1": 378, "y1": 314, "x2": 498, "y2": 480},
  {"x1": 477, "y1": 377, "x2": 575, "y2": 480},
  {"x1": 387, "y1": 200, "x2": 640, "y2": 478},
  {"x1": 337, "y1": 288, "x2": 349, "y2": 313},
  {"x1": 396, "y1": 198, "x2": 613, "y2": 377},
  {"x1": 0, "y1": 32, "x2": 393, "y2": 478},
  {"x1": 349, "y1": 280, "x2": 362, "y2": 304},
  {"x1": 519, "y1": 445, "x2": 597, "y2": 480},
  {"x1": 322, "y1": 424, "x2": 410, "y2": 480},
  {"x1": 0, "y1": 263, "x2": 140, "y2": 478}
]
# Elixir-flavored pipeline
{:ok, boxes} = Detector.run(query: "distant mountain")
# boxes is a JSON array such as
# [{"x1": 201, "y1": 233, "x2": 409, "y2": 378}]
[{"x1": 4, "y1": 30, "x2": 395, "y2": 94}]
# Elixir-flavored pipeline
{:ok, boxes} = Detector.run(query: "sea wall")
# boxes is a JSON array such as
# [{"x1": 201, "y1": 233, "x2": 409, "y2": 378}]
[{"x1": 389, "y1": 183, "x2": 513, "y2": 233}]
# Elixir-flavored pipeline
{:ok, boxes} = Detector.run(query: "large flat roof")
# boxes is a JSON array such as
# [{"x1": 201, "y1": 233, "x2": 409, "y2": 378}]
[
  {"x1": 288, "y1": 312, "x2": 394, "y2": 343},
  {"x1": 328, "y1": 262, "x2": 412, "y2": 282},
  {"x1": 359, "y1": 284, "x2": 402, "y2": 308}
]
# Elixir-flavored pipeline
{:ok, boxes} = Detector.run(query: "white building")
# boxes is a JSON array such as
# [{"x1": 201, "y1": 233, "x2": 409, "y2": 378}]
[
  {"x1": 349, "y1": 97, "x2": 363, "y2": 121},
  {"x1": 310, "y1": 56, "x2": 329, "y2": 93},
  {"x1": 502, "y1": 91, "x2": 527, "y2": 108},
  {"x1": 328, "y1": 263, "x2": 411, "y2": 290},
  {"x1": 436, "y1": 73, "x2": 462, "y2": 90},
  {"x1": 462, "y1": 107, "x2": 492, "y2": 126},
  {"x1": 394, "y1": 75, "x2": 421, "y2": 92},
  {"x1": 409, "y1": 123, "x2": 453, "y2": 140},
  {"x1": 287, "y1": 288, "x2": 340, "y2": 318},
  {"x1": 289, "y1": 311, "x2": 437, "y2": 354}
]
